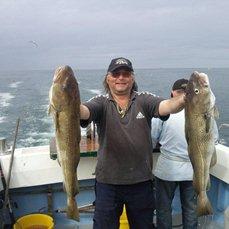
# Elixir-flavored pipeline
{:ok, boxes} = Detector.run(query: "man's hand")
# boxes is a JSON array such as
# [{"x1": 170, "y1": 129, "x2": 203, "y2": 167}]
[
  {"x1": 80, "y1": 104, "x2": 90, "y2": 120},
  {"x1": 159, "y1": 94, "x2": 185, "y2": 116}
]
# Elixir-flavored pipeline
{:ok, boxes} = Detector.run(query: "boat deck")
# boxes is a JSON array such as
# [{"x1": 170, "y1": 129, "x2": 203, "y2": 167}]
[
  {"x1": 0, "y1": 138, "x2": 228, "y2": 228},
  {"x1": 173, "y1": 214, "x2": 224, "y2": 229},
  {"x1": 53, "y1": 213, "x2": 224, "y2": 229},
  {"x1": 7, "y1": 179, "x2": 225, "y2": 229}
]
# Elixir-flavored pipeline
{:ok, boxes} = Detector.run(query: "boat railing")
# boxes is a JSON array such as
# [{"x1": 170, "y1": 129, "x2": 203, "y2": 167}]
[
  {"x1": 49, "y1": 122, "x2": 99, "y2": 160},
  {"x1": 218, "y1": 123, "x2": 229, "y2": 145},
  {"x1": 86, "y1": 122, "x2": 96, "y2": 140}
]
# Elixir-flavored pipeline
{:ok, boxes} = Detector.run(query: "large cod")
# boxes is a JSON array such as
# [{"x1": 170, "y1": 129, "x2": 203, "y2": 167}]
[
  {"x1": 185, "y1": 71, "x2": 218, "y2": 216},
  {"x1": 49, "y1": 65, "x2": 81, "y2": 221}
]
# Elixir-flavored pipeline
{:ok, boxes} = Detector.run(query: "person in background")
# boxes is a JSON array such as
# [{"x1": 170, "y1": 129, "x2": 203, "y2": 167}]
[
  {"x1": 151, "y1": 78, "x2": 219, "y2": 229},
  {"x1": 80, "y1": 57, "x2": 185, "y2": 229}
]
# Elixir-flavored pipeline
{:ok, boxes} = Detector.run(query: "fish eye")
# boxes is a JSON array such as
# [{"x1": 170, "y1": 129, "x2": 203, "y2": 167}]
[{"x1": 194, "y1": 88, "x2": 199, "y2": 94}]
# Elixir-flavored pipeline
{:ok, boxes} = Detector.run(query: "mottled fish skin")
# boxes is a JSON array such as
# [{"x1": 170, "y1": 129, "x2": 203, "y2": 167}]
[
  {"x1": 185, "y1": 71, "x2": 217, "y2": 216},
  {"x1": 49, "y1": 65, "x2": 81, "y2": 221}
]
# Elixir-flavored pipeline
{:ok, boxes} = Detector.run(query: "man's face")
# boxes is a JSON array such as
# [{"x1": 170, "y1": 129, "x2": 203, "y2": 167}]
[{"x1": 106, "y1": 69, "x2": 134, "y2": 95}]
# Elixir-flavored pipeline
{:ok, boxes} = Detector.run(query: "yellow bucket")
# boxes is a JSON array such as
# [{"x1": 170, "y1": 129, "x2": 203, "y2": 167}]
[
  {"x1": 13, "y1": 213, "x2": 54, "y2": 229},
  {"x1": 120, "y1": 205, "x2": 129, "y2": 229}
]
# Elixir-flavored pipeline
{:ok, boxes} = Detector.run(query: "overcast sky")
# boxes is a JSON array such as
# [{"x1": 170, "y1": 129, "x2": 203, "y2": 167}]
[{"x1": 0, "y1": 0, "x2": 229, "y2": 70}]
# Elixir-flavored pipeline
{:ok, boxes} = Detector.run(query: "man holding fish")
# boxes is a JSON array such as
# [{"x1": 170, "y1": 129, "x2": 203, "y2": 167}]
[
  {"x1": 49, "y1": 59, "x2": 218, "y2": 228},
  {"x1": 80, "y1": 57, "x2": 186, "y2": 229},
  {"x1": 151, "y1": 74, "x2": 219, "y2": 229}
]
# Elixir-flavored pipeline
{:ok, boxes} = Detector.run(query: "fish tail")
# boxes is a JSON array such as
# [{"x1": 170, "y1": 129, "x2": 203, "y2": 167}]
[
  {"x1": 67, "y1": 197, "x2": 80, "y2": 221},
  {"x1": 197, "y1": 191, "x2": 213, "y2": 216}
]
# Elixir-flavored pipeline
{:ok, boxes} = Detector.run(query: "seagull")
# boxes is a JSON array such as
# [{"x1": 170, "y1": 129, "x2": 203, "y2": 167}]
[{"x1": 28, "y1": 40, "x2": 38, "y2": 48}]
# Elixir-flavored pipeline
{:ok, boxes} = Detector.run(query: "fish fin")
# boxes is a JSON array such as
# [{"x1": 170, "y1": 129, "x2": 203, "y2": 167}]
[
  {"x1": 48, "y1": 103, "x2": 60, "y2": 131},
  {"x1": 63, "y1": 182, "x2": 66, "y2": 192},
  {"x1": 197, "y1": 191, "x2": 213, "y2": 216},
  {"x1": 185, "y1": 128, "x2": 189, "y2": 145},
  {"x1": 204, "y1": 113, "x2": 211, "y2": 133},
  {"x1": 210, "y1": 147, "x2": 217, "y2": 167},
  {"x1": 206, "y1": 176, "x2": 211, "y2": 191},
  {"x1": 192, "y1": 175, "x2": 198, "y2": 193},
  {"x1": 53, "y1": 111, "x2": 60, "y2": 131},
  {"x1": 67, "y1": 197, "x2": 80, "y2": 221},
  {"x1": 48, "y1": 104, "x2": 52, "y2": 115},
  {"x1": 48, "y1": 104, "x2": 56, "y2": 116},
  {"x1": 75, "y1": 175, "x2": 80, "y2": 195},
  {"x1": 213, "y1": 106, "x2": 219, "y2": 119},
  {"x1": 57, "y1": 158, "x2": 61, "y2": 166}
]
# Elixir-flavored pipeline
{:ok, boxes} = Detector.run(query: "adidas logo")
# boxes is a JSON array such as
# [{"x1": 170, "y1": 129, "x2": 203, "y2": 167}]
[{"x1": 136, "y1": 112, "x2": 145, "y2": 119}]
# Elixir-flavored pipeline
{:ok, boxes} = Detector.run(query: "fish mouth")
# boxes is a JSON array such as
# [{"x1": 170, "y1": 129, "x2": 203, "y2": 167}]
[
  {"x1": 188, "y1": 71, "x2": 210, "y2": 89},
  {"x1": 198, "y1": 73, "x2": 209, "y2": 88}
]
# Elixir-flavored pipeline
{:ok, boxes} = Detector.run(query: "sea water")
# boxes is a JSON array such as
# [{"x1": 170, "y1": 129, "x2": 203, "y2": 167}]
[{"x1": 0, "y1": 68, "x2": 228, "y2": 148}]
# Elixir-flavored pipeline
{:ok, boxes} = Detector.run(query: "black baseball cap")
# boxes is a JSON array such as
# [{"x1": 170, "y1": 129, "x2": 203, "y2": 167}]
[
  {"x1": 107, "y1": 57, "x2": 134, "y2": 73},
  {"x1": 172, "y1": 78, "x2": 188, "y2": 90}
]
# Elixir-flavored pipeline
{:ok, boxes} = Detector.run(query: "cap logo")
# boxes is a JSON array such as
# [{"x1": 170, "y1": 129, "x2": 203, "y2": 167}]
[
  {"x1": 115, "y1": 59, "x2": 128, "y2": 65},
  {"x1": 180, "y1": 83, "x2": 187, "y2": 89}
]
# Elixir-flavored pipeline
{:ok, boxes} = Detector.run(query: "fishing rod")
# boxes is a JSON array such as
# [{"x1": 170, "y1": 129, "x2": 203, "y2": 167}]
[{"x1": 2, "y1": 118, "x2": 20, "y2": 227}]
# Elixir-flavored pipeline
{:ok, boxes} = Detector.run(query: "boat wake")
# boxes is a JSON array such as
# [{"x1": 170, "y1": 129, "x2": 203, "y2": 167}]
[
  {"x1": 0, "y1": 92, "x2": 14, "y2": 107},
  {"x1": 9, "y1": 81, "x2": 22, "y2": 88}
]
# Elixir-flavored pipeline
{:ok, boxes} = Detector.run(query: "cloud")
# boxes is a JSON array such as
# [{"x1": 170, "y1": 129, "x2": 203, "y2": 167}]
[{"x1": 0, "y1": 0, "x2": 229, "y2": 69}]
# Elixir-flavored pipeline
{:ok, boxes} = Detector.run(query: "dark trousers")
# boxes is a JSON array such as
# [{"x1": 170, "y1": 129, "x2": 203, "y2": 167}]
[
  {"x1": 155, "y1": 177, "x2": 197, "y2": 229},
  {"x1": 93, "y1": 180, "x2": 155, "y2": 229}
]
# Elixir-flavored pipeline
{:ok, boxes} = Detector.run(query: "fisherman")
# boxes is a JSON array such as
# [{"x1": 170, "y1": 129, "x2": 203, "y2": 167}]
[
  {"x1": 151, "y1": 78, "x2": 219, "y2": 229},
  {"x1": 80, "y1": 57, "x2": 185, "y2": 229}
]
